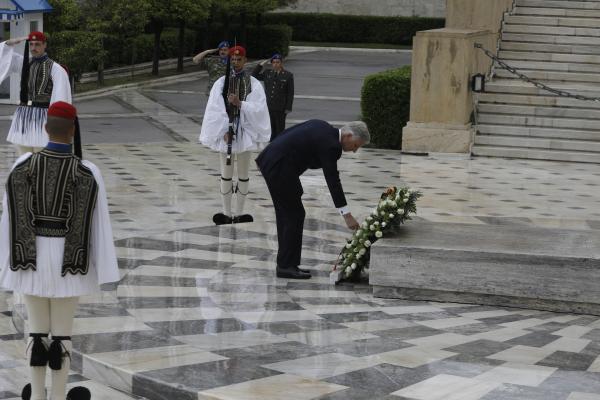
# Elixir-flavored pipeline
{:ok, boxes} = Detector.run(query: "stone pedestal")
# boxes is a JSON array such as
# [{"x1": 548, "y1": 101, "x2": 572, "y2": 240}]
[{"x1": 370, "y1": 222, "x2": 600, "y2": 315}]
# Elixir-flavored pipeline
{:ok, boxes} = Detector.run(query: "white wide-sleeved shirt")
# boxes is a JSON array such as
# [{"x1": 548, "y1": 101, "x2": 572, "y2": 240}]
[
  {"x1": 0, "y1": 42, "x2": 72, "y2": 147},
  {"x1": 199, "y1": 74, "x2": 271, "y2": 153},
  {"x1": 0, "y1": 153, "x2": 120, "y2": 297}
]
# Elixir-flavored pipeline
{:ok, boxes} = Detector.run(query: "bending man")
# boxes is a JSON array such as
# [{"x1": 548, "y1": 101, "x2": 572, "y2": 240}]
[{"x1": 256, "y1": 120, "x2": 369, "y2": 279}]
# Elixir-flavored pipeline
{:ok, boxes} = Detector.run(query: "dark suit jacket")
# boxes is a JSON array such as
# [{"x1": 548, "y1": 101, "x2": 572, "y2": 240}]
[{"x1": 256, "y1": 119, "x2": 347, "y2": 208}]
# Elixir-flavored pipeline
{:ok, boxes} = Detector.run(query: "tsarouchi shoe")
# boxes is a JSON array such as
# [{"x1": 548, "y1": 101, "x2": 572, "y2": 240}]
[
  {"x1": 213, "y1": 213, "x2": 233, "y2": 225},
  {"x1": 67, "y1": 386, "x2": 91, "y2": 400},
  {"x1": 21, "y1": 383, "x2": 31, "y2": 400},
  {"x1": 233, "y1": 214, "x2": 254, "y2": 224}
]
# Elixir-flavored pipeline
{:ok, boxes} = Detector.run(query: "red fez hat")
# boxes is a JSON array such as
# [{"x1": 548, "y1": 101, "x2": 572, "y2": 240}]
[
  {"x1": 28, "y1": 31, "x2": 47, "y2": 42},
  {"x1": 229, "y1": 46, "x2": 246, "y2": 57},
  {"x1": 48, "y1": 101, "x2": 77, "y2": 120}
]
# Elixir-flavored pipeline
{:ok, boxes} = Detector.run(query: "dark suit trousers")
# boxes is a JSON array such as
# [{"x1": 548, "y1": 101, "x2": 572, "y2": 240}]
[
  {"x1": 260, "y1": 167, "x2": 304, "y2": 268},
  {"x1": 269, "y1": 110, "x2": 287, "y2": 142}
]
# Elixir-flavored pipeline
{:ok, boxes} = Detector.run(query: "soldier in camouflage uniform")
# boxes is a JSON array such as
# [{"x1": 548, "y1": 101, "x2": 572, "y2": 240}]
[{"x1": 193, "y1": 40, "x2": 231, "y2": 94}]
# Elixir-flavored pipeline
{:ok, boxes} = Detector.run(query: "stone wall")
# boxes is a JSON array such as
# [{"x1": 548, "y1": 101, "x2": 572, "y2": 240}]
[{"x1": 276, "y1": 0, "x2": 446, "y2": 18}]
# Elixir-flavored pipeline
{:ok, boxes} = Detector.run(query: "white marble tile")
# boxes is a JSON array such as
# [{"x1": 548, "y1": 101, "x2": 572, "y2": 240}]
[
  {"x1": 72, "y1": 316, "x2": 151, "y2": 335},
  {"x1": 553, "y1": 325, "x2": 593, "y2": 338},
  {"x1": 287, "y1": 289, "x2": 359, "y2": 299},
  {"x1": 588, "y1": 355, "x2": 600, "y2": 372},
  {"x1": 406, "y1": 333, "x2": 475, "y2": 349},
  {"x1": 368, "y1": 346, "x2": 456, "y2": 368},
  {"x1": 473, "y1": 327, "x2": 530, "y2": 342},
  {"x1": 199, "y1": 373, "x2": 347, "y2": 400},
  {"x1": 392, "y1": 374, "x2": 500, "y2": 400},
  {"x1": 152, "y1": 231, "x2": 233, "y2": 245},
  {"x1": 126, "y1": 265, "x2": 221, "y2": 279},
  {"x1": 263, "y1": 353, "x2": 379, "y2": 379},
  {"x1": 114, "y1": 247, "x2": 168, "y2": 260},
  {"x1": 488, "y1": 345, "x2": 555, "y2": 365},
  {"x1": 342, "y1": 317, "x2": 416, "y2": 332},
  {"x1": 458, "y1": 310, "x2": 521, "y2": 320},
  {"x1": 231, "y1": 310, "x2": 321, "y2": 324},
  {"x1": 380, "y1": 305, "x2": 445, "y2": 315},
  {"x1": 127, "y1": 306, "x2": 232, "y2": 322},
  {"x1": 174, "y1": 248, "x2": 253, "y2": 263},
  {"x1": 298, "y1": 303, "x2": 380, "y2": 314},
  {"x1": 116, "y1": 285, "x2": 208, "y2": 298},
  {"x1": 174, "y1": 329, "x2": 291, "y2": 351},
  {"x1": 282, "y1": 328, "x2": 378, "y2": 346},
  {"x1": 499, "y1": 318, "x2": 547, "y2": 330},
  {"x1": 0, "y1": 315, "x2": 17, "y2": 335},
  {"x1": 211, "y1": 291, "x2": 292, "y2": 304},
  {"x1": 417, "y1": 317, "x2": 482, "y2": 329},
  {"x1": 568, "y1": 393, "x2": 600, "y2": 400},
  {"x1": 474, "y1": 362, "x2": 557, "y2": 387},
  {"x1": 543, "y1": 337, "x2": 591, "y2": 353},
  {"x1": 66, "y1": 379, "x2": 139, "y2": 400}
]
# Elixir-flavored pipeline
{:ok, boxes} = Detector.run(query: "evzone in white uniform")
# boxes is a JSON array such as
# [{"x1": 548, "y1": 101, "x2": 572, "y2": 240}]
[
  {"x1": 0, "y1": 102, "x2": 119, "y2": 400},
  {"x1": 199, "y1": 45, "x2": 271, "y2": 225},
  {"x1": 0, "y1": 31, "x2": 72, "y2": 154}
]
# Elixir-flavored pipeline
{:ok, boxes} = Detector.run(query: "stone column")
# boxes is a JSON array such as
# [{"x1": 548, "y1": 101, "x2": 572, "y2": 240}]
[{"x1": 402, "y1": 0, "x2": 513, "y2": 154}]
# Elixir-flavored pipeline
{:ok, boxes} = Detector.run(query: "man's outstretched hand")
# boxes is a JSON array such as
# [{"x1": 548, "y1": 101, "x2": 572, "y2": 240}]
[{"x1": 343, "y1": 213, "x2": 359, "y2": 230}]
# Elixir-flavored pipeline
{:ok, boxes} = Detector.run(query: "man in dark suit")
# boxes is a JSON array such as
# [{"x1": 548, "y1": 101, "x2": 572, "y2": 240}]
[{"x1": 256, "y1": 119, "x2": 370, "y2": 279}]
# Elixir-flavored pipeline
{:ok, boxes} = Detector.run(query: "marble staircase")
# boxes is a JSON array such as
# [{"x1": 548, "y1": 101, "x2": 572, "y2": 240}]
[{"x1": 473, "y1": 0, "x2": 600, "y2": 163}]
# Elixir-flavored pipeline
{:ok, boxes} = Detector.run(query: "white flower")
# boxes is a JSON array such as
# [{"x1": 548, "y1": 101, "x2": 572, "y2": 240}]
[
  {"x1": 359, "y1": 248, "x2": 366, "y2": 255},
  {"x1": 356, "y1": 253, "x2": 362, "y2": 259},
  {"x1": 351, "y1": 240, "x2": 356, "y2": 245},
  {"x1": 361, "y1": 221, "x2": 368, "y2": 228},
  {"x1": 379, "y1": 201, "x2": 385, "y2": 207},
  {"x1": 345, "y1": 243, "x2": 352, "y2": 249},
  {"x1": 345, "y1": 267, "x2": 352, "y2": 274},
  {"x1": 367, "y1": 216, "x2": 373, "y2": 222},
  {"x1": 374, "y1": 221, "x2": 379, "y2": 226},
  {"x1": 359, "y1": 238, "x2": 364, "y2": 243},
  {"x1": 364, "y1": 240, "x2": 372, "y2": 247},
  {"x1": 404, "y1": 196, "x2": 410, "y2": 202},
  {"x1": 370, "y1": 225, "x2": 375, "y2": 231},
  {"x1": 351, "y1": 263, "x2": 357, "y2": 270},
  {"x1": 354, "y1": 247, "x2": 359, "y2": 253},
  {"x1": 382, "y1": 222, "x2": 387, "y2": 228},
  {"x1": 389, "y1": 213, "x2": 395, "y2": 218},
  {"x1": 387, "y1": 199, "x2": 394, "y2": 206},
  {"x1": 375, "y1": 231, "x2": 383, "y2": 238},
  {"x1": 397, "y1": 209, "x2": 405, "y2": 215},
  {"x1": 372, "y1": 208, "x2": 378, "y2": 216},
  {"x1": 380, "y1": 211, "x2": 385, "y2": 216}
]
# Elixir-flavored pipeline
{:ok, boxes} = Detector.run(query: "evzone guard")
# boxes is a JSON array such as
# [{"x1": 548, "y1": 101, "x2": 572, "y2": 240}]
[
  {"x1": 0, "y1": 32, "x2": 72, "y2": 155},
  {"x1": 199, "y1": 45, "x2": 271, "y2": 225},
  {"x1": 0, "y1": 102, "x2": 120, "y2": 400}
]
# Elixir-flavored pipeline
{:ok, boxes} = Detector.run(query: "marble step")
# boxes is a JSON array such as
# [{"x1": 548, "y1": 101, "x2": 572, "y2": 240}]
[
  {"x1": 371, "y1": 221, "x2": 600, "y2": 313},
  {"x1": 478, "y1": 102, "x2": 600, "y2": 120},
  {"x1": 515, "y1": 6, "x2": 600, "y2": 17},
  {"x1": 502, "y1": 32, "x2": 600, "y2": 46},
  {"x1": 500, "y1": 41, "x2": 600, "y2": 56},
  {"x1": 477, "y1": 92, "x2": 600, "y2": 109},
  {"x1": 478, "y1": 112, "x2": 600, "y2": 131},
  {"x1": 471, "y1": 144, "x2": 600, "y2": 163},
  {"x1": 485, "y1": 79, "x2": 600, "y2": 97},
  {"x1": 473, "y1": 134, "x2": 600, "y2": 152},
  {"x1": 507, "y1": 14, "x2": 600, "y2": 28},
  {"x1": 494, "y1": 68, "x2": 600, "y2": 84},
  {"x1": 504, "y1": 23, "x2": 600, "y2": 38},
  {"x1": 516, "y1": 0, "x2": 600, "y2": 10},
  {"x1": 495, "y1": 59, "x2": 600, "y2": 74},
  {"x1": 497, "y1": 50, "x2": 600, "y2": 65},
  {"x1": 477, "y1": 123, "x2": 600, "y2": 141}
]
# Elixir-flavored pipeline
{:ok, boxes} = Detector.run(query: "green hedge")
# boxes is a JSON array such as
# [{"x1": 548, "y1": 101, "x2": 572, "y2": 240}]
[
  {"x1": 198, "y1": 23, "x2": 292, "y2": 58},
  {"x1": 264, "y1": 13, "x2": 444, "y2": 45},
  {"x1": 48, "y1": 31, "x2": 105, "y2": 79},
  {"x1": 361, "y1": 66, "x2": 411, "y2": 149}
]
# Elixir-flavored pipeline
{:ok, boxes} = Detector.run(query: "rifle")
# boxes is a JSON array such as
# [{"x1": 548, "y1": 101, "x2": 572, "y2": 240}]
[{"x1": 222, "y1": 52, "x2": 236, "y2": 166}]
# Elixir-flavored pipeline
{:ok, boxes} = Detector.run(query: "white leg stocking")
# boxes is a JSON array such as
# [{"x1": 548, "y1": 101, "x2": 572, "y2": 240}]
[
  {"x1": 49, "y1": 297, "x2": 79, "y2": 400},
  {"x1": 23, "y1": 295, "x2": 50, "y2": 400},
  {"x1": 219, "y1": 153, "x2": 234, "y2": 217},
  {"x1": 235, "y1": 152, "x2": 251, "y2": 216}
]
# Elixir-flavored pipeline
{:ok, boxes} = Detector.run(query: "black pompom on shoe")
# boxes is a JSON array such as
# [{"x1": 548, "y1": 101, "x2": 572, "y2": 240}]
[
  {"x1": 213, "y1": 213, "x2": 233, "y2": 225},
  {"x1": 67, "y1": 386, "x2": 91, "y2": 400},
  {"x1": 232, "y1": 214, "x2": 253, "y2": 224},
  {"x1": 21, "y1": 383, "x2": 31, "y2": 400}
]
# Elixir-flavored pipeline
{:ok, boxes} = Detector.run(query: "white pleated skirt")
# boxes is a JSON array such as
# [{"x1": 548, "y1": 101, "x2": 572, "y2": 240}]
[
  {"x1": 0, "y1": 237, "x2": 101, "y2": 298},
  {"x1": 6, "y1": 106, "x2": 49, "y2": 148}
]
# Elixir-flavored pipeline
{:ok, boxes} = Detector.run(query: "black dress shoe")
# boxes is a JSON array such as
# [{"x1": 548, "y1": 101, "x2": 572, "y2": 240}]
[
  {"x1": 296, "y1": 266, "x2": 311, "y2": 274},
  {"x1": 232, "y1": 214, "x2": 254, "y2": 223},
  {"x1": 213, "y1": 213, "x2": 233, "y2": 225},
  {"x1": 276, "y1": 267, "x2": 311, "y2": 279},
  {"x1": 67, "y1": 386, "x2": 91, "y2": 400},
  {"x1": 21, "y1": 383, "x2": 31, "y2": 400}
]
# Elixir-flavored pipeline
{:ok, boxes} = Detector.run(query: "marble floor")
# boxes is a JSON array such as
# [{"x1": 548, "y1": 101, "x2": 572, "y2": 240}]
[{"x1": 1, "y1": 141, "x2": 600, "y2": 399}]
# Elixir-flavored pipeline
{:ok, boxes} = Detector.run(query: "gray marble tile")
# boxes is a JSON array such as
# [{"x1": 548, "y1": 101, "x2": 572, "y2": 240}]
[
  {"x1": 145, "y1": 256, "x2": 236, "y2": 270},
  {"x1": 444, "y1": 339, "x2": 514, "y2": 358},
  {"x1": 119, "y1": 274, "x2": 205, "y2": 287},
  {"x1": 480, "y1": 383, "x2": 571, "y2": 400},
  {"x1": 146, "y1": 318, "x2": 251, "y2": 336},
  {"x1": 537, "y1": 351, "x2": 597, "y2": 371},
  {"x1": 506, "y1": 332, "x2": 562, "y2": 348},
  {"x1": 375, "y1": 325, "x2": 444, "y2": 341},
  {"x1": 214, "y1": 342, "x2": 328, "y2": 365},
  {"x1": 317, "y1": 311, "x2": 401, "y2": 323},
  {"x1": 72, "y1": 330, "x2": 183, "y2": 354},
  {"x1": 255, "y1": 319, "x2": 346, "y2": 335},
  {"x1": 316, "y1": 337, "x2": 413, "y2": 357},
  {"x1": 118, "y1": 296, "x2": 217, "y2": 309}
]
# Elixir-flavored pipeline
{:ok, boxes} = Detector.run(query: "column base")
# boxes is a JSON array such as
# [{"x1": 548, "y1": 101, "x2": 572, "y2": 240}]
[{"x1": 402, "y1": 122, "x2": 474, "y2": 154}]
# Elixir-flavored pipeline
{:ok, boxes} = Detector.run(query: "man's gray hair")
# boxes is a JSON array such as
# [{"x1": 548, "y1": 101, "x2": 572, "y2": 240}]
[{"x1": 341, "y1": 121, "x2": 370, "y2": 144}]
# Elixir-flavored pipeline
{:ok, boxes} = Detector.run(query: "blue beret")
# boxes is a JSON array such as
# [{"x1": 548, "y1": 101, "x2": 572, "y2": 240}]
[
  {"x1": 217, "y1": 41, "x2": 230, "y2": 49},
  {"x1": 271, "y1": 53, "x2": 283, "y2": 61}
]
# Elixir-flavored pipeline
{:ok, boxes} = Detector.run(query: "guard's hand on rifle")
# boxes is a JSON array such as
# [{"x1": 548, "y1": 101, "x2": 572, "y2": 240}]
[
  {"x1": 343, "y1": 213, "x2": 360, "y2": 231},
  {"x1": 228, "y1": 94, "x2": 241, "y2": 108},
  {"x1": 223, "y1": 132, "x2": 233, "y2": 142}
]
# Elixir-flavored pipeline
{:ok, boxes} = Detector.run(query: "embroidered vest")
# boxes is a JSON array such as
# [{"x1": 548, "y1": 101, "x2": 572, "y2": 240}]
[
  {"x1": 6, "y1": 150, "x2": 98, "y2": 275},
  {"x1": 28, "y1": 57, "x2": 54, "y2": 105}
]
